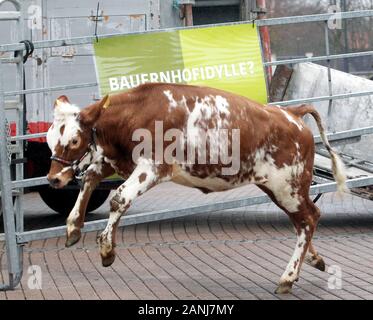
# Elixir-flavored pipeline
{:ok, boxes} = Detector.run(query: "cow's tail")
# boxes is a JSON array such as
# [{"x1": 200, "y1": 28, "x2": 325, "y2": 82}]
[{"x1": 288, "y1": 104, "x2": 348, "y2": 194}]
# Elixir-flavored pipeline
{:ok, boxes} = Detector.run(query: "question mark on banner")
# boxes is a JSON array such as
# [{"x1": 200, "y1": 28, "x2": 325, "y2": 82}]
[
  {"x1": 27, "y1": 265, "x2": 42, "y2": 290},
  {"x1": 247, "y1": 61, "x2": 255, "y2": 75}
]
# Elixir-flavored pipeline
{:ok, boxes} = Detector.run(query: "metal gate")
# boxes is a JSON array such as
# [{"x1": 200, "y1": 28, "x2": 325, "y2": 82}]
[{"x1": 1, "y1": 4, "x2": 373, "y2": 290}]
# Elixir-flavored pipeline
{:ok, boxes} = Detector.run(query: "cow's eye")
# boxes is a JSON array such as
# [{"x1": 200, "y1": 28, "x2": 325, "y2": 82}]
[{"x1": 72, "y1": 139, "x2": 78, "y2": 145}]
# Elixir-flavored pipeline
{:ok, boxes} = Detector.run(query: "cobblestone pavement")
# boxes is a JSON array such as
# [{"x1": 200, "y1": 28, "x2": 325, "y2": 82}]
[{"x1": 1, "y1": 182, "x2": 373, "y2": 300}]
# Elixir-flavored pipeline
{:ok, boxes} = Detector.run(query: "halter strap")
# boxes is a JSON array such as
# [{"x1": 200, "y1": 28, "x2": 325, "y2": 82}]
[{"x1": 50, "y1": 127, "x2": 98, "y2": 178}]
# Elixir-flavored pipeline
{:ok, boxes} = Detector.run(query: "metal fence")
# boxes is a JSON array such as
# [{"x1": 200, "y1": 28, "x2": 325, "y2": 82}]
[{"x1": 1, "y1": 8, "x2": 373, "y2": 290}]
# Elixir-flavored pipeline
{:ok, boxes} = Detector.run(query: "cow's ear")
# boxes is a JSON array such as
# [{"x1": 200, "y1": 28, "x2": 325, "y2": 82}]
[{"x1": 54, "y1": 95, "x2": 70, "y2": 108}]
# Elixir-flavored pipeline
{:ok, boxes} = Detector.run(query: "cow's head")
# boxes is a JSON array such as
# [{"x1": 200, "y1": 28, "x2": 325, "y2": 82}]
[{"x1": 46, "y1": 95, "x2": 109, "y2": 188}]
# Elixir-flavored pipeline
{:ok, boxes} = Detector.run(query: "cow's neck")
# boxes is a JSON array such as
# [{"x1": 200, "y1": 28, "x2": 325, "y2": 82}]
[{"x1": 88, "y1": 102, "x2": 135, "y2": 170}]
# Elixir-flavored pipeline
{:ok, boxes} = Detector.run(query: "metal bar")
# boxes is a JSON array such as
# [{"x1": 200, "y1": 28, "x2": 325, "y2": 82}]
[
  {"x1": 9, "y1": 132, "x2": 47, "y2": 142},
  {"x1": 0, "y1": 11, "x2": 20, "y2": 21},
  {"x1": 11, "y1": 177, "x2": 48, "y2": 189},
  {"x1": 324, "y1": 21, "x2": 333, "y2": 130},
  {"x1": 257, "y1": 0, "x2": 272, "y2": 83},
  {"x1": 4, "y1": 82, "x2": 98, "y2": 97},
  {"x1": 3, "y1": 100, "x2": 20, "y2": 110},
  {"x1": 268, "y1": 90, "x2": 373, "y2": 106},
  {"x1": 184, "y1": 4, "x2": 193, "y2": 26},
  {"x1": 0, "y1": 56, "x2": 22, "y2": 64},
  {"x1": 263, "y1": 50, "x2": 373, "y2": 67},
  {"x1": 256, "y1": 10, "x2": 373, "y2": 26},
  {"x1": 14, "y1": 8, "x2": 25, "y2": 254},
  {"x1": 14, "y1": 175, "x2": 373, "y2": 243},
  {"x1": 0, "y1": 62, "x2": 21, "y2": 290},
  {"x1": 314, "y1": 126, "x2": 373, "y2": 145},
  {"x1": 1, "y1": 10, "x2": 373, "y2": 53}
]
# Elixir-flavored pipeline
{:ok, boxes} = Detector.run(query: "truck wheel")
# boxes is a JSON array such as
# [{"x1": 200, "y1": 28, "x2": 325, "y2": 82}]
[{"x1": 38, "y1": 186, "x2": 110, "y2": 216}]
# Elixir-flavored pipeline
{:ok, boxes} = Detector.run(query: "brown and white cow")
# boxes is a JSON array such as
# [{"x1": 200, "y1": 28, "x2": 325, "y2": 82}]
[{"x1": 46, "y1": 83, "x2": 346, "y2": 294}]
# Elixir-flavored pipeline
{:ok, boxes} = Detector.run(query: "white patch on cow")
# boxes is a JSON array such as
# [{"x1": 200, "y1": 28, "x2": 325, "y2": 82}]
[
  {"x1": 252, "y1": 148, "x2": 304, "y2": 212},
  {"x1": 280, "y1": 109, "x2": 303, "y2": 131},
  {"x1": 280, "y1": 228, "x2": 307, "y2": 283},
  {"x1": 215, "y1": 95, "x2": 230, "y2": 115},
  {"x1": 85, "y1": 145, "x2": 104, "y2": 175},
  {"x1": 46, "y1": 101, "x2": 81, "y2": 151},
  {"x1": 180, "y1": 95, "x2": 188, "y2": 109},
  {"x1": 99, "y1": 158, "x2": 158, "y2": 256},
  {"x1": 66, "y1": 181, "x2": 90, "y2": 235},
  {"x1": 163, "y1": 90, "x2": 177, "y2": 110},
  {"x1": 121, "y1": 157, "x2": 156, "y2": 201},
  {"x1": 104, "y1": 156, "x2": 121, "y2": 175},
  {"x1": 186, "y1": 95, "x2": 230, "y2": 149},
  {"x1": 295, "y1": 142, "x2": 301, "y2": 158}
]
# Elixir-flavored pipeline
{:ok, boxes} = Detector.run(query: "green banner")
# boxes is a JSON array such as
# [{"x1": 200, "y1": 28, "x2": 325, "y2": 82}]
[{"x1": 94, "y1": 23, "x2": 267, "y2": 103}]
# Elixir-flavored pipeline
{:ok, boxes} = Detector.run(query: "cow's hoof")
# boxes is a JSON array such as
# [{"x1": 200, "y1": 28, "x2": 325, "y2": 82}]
[
  {"x1": 275, "y1": 282, "x2": 293, "y2": 294},
  {"x1": 101, "y1": 252, "x2": 116, "y2": 267},
  {"x1": 306, "y1": 255, "x2": 326, "y2": 272},
  {"x1": 314, "y1": 258, "x2": 326, "y2": 272},
  {"x1": 65, "y1": 229, "x2": 81, "y2": 247}
]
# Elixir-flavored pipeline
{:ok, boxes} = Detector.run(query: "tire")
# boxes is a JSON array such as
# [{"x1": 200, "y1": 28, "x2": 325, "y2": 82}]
[{"x1": 38, "y1": 186, "x2": 110, "y2": 216}]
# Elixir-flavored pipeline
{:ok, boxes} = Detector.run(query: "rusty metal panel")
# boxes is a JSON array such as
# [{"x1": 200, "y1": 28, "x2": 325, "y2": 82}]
[{"x1": 269, "y1": 65, "x2": 293, "y2": 103}]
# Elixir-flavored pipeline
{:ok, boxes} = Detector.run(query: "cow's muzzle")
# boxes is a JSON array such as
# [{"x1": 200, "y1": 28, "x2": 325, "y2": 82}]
[{"x1": 47, "y1": 174, "x2": 63, "y2": 188}]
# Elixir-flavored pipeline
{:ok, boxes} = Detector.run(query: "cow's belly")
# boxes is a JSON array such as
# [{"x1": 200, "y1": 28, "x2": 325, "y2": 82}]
[{"x1": 170, "y1": 164, "x2": 238, "y2": 192}]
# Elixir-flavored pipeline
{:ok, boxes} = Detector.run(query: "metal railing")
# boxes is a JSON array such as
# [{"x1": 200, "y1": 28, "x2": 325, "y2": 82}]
[{"x1": 1, "y1": 8, "x2": 373, "y2": 290}]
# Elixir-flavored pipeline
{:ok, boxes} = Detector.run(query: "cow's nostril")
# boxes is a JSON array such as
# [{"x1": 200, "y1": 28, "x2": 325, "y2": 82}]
[{"x1": 49, "y1": 177, "x2": 61, "y2": 187}]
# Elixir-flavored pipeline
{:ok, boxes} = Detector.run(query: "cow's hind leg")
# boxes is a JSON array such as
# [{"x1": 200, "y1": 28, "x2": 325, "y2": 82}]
[
  {"x1": 97, "y1": 158, "x2": 166, "y2": 267},
  {"x1": 258, "y1": 185, "x2": 321, "y2": 294},
  {"x1": 276, "y1": 198, "x2": 321, "y2": 294},
  {"x1": 305, "y1": 241, "x2": 326, "y2": 272}
]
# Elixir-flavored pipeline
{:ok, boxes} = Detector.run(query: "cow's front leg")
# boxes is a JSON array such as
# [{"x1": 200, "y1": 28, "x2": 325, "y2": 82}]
[
  {"x1": 98, "y1": 158, "x2": 163, "y2": 267},
  {"x1": 66, "y1": 163, "x2": 114, "y2": 247}
]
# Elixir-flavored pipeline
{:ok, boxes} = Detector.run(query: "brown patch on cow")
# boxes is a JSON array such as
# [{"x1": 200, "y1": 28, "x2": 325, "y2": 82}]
[
  {"x1": 110, "y1": 194, "x2": 126, "y2": 212},
  {"x1": 60, "y1": 125, "x2": 65, "y2": 135},
  {"x1": 138, "y1": 173, "x2": 147, "y2": 183},
  {"x1": 110, "y1": 199, "x2": 120, "y2": 212}
]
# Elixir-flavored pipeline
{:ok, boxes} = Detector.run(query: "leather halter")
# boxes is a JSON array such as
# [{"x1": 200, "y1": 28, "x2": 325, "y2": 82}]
[{"x1": 50, "y1": 127, "x2": 98, "y2": 180}]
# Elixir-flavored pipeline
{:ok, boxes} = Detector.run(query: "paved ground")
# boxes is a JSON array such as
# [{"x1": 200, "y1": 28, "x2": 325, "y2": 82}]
[{"x1": 1, "y1": 182, "x2": 373, "y2": 300}]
